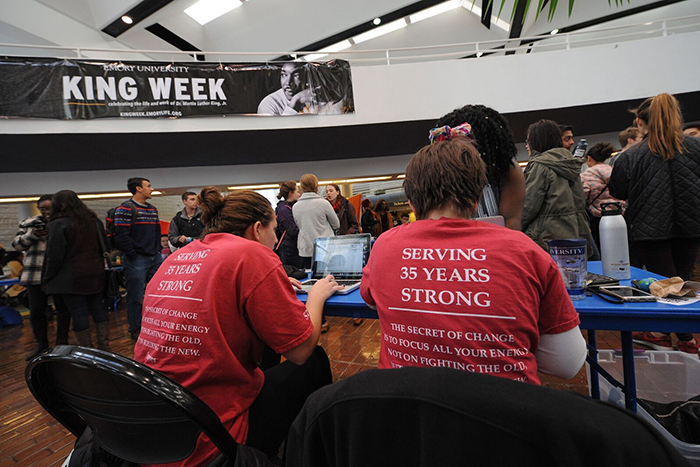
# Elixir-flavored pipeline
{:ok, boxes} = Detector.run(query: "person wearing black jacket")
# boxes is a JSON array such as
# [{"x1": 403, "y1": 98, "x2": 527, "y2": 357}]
[
  {"x1": 325, "y1": 184, "x2": 358, "y2": 235},
  {"x1": 610, "y1": 93, "x2": 700, "y2": 355},
  {"x1": 43, "y1": 190, "x2": 111, "y2": 350},
  {"x1": 168, "y1": 191, "x2": 204, "y2": 250},
  {"x1": 361, "y1": 199, "x2": 380, "y2": 237},
  {"x1": 276, "y1": 181, "x2": 302, "y2": 268}
]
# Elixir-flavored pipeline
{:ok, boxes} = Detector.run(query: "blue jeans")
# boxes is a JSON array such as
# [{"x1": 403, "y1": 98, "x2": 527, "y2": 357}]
[{"x1": 124, "y1": 253, "x2": 163, "y2": 333}]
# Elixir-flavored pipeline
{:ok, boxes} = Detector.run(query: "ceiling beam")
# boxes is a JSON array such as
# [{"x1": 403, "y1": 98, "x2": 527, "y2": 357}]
[
  {"x1": 101, "y1": 0, "x2": 176, "y2": 38},
  {"x1": 480, "y1": 0, "x2": 492, "y2": 29},
  {"x1": 145, "y1": 24, "x2": 205, "y2": 61}
]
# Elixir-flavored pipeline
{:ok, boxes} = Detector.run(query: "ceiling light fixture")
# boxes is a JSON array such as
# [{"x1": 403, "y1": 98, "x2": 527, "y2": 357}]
[
  {"x1": 78, "y1": 192, "x2": 134, "y2": 200},
  {"x1": 0, "y1": 197, "x2": 40, "y2": 204},
  {"x1": 397, "y1": 174, "x2": 406, "y2": 179},
  {"x1": 409, "y1": 0, "x2": 460, "y2": 24},
  {"x1": 304, "y1": 39, "x2": 353, "y2": 62},
  {"x1": 121, "y1": 15, "x2": 134, "y2": 24},
  {"x1": 228, "y1": 183, "x2": 281, "y2": 190},
  {"x1": 185, "y1": 0, "x2": 243, "y2": 26},
  {"x1": 476, "y1": 51, "x2": 484, "y2": 57},
  {"x1": 373, "y1": 17, "x2": 382, "y2": 25},
  {"x1": 319, "y1": 176, "x2": 394, "y2": 185},
  {"x1": 353, "y1": 18, "x2": 407, "y2": 44},
  {"x1": 550, "y1": 28, "x2": 560, "y2": 35},
  {"x1": 0, "y1": 190, "x2": 163, "y2": 204},
  {"x1": 461, "y1": 3, "x2": 510, "y2": 32}
]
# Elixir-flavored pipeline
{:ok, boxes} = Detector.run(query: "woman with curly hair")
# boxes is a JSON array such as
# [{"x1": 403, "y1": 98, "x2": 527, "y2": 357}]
[{"x1": 435, "y1": 104, "x2": 525, "y2": 230}]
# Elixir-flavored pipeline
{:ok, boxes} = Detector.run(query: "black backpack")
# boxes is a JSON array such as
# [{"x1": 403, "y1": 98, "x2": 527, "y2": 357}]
[{"x1": 106, "y1": 201, "x2": 136, "y2": 250}]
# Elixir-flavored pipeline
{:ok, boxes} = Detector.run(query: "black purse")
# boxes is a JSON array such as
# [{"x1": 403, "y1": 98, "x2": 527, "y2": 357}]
[{"x1": 96, "y1": 220, "x2": 122, "y2": 299}]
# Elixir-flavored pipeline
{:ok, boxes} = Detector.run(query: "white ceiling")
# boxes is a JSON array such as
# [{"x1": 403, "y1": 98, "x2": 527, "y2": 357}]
[{"x1": 1, "y1": 0, "x2": 696, "y2": 62}]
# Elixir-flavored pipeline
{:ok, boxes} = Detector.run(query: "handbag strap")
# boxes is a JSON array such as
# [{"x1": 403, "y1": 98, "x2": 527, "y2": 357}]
[
  {"x1": 95, "y1": 219, "x2": 109, "y2": 258},
  {"x1": 587, "y1": 182, "x2": 609, "y2": 206}
]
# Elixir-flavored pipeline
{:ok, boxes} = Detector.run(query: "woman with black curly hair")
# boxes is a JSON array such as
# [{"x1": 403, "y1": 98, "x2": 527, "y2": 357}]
[{"x1": 435, "y1": 104, "x2": 525, "y2": 230}]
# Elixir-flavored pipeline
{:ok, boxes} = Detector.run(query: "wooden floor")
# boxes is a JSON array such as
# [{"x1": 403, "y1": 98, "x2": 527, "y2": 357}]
[{"x1": 0, "y1": 304, "x2": 684, "y2": 466}]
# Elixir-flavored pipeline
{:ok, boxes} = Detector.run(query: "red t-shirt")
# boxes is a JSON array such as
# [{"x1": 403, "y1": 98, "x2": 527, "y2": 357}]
[
  {"x1": 360, "y1": 219, "x2": 579, "y2": 385},
  {"x1": 134, "y1": 233, "x2": 312, "y2": 466}
]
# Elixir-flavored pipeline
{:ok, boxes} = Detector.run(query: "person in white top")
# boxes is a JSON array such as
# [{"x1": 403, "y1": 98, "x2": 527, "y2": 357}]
[
  {"x1": 292, "y1": 173, "x2": 340, "y2": 269},
  {"x1": 292, "y1": 173, "x2": 339, "y2": 333}
]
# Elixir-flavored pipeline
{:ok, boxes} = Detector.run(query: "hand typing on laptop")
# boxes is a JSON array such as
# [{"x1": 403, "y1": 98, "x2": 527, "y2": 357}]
[
  {"x1": 300, "y1": 274, "x2": 345, "y2": 298},
  {"x1": 296, "y1": 234, "x2": 372, "y2": 295}
]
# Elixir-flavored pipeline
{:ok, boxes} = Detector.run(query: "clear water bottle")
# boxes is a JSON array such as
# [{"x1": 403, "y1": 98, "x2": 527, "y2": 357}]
[
  {"x1": 573, "y1": 138, "x2": 588, "y2": 158},
  {"x1": 599, "y1": 202, "x2": 630, "y2": 280}
]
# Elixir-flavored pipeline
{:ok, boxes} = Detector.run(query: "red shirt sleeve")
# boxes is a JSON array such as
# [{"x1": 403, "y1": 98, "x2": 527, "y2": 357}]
[
  {"x1": 360, "y1": 254, "x2": 376, "y2": 308},
  {"x1": 245, "y1": 264, "x2": 313, "y2": 354},
  {"x1": 538, "y1": 260, "x2": 580, "y2": 335}
]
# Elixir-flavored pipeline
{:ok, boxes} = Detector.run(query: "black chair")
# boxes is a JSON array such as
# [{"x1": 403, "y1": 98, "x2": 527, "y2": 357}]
[
  {"x1": 286, "y1": 367, "x2": 691, "y2": 467},
  {"x1": 25, "y1": 345, "x2": 275, "y2": 466}
]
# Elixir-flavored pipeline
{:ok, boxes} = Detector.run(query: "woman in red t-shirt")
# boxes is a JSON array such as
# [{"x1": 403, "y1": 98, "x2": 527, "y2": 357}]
[
  {"x1": 361, "y1": 126, "x2": 587, "y2": 385},
  {"x1": 133, "y1": 187, "x2": 343, "y2": 465}
]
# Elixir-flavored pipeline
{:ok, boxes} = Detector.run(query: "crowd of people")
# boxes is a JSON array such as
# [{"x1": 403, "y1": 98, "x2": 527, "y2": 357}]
[{"x1": 5, "y1": 92, "x2": 700, "y2": 464}]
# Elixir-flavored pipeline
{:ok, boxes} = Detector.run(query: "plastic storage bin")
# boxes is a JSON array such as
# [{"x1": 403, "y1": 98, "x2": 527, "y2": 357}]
[{"x1": 587, "y1": 350, "x2": 700, "y2": 466}]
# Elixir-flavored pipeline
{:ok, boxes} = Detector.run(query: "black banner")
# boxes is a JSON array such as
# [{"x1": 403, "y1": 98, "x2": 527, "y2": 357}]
[{"x1": 0, "y1": 57, "x2": 355, "y2": 119}]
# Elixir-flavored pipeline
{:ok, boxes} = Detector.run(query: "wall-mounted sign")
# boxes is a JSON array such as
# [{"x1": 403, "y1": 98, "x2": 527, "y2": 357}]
[{"x1": 0, "y1": 58, "x2": 354, "y2": 119}]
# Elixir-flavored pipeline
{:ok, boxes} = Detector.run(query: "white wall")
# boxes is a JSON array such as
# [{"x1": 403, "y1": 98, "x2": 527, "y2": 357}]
[
  {"x1": 0, "y1": 30, "x2": 699, "y2": 200},
  {"x1": 2, "y1": 30, "x2": 699, "y2": 137}
]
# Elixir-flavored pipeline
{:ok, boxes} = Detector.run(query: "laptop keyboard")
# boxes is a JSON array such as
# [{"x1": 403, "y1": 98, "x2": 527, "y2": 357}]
[{"x1": 304, "y1": 279, "x2": 360, "y2": 286}]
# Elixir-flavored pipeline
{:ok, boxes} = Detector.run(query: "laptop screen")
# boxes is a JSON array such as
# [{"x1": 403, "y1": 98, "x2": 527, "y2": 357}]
[{"x1": 311, "y1": 234, "x2": 372, "y2": 280}]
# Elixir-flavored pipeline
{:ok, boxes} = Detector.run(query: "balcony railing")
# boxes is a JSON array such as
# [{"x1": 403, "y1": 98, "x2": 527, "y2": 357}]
[{"x1": 0, "y1": 13, "x2": 698, "y2": 65}]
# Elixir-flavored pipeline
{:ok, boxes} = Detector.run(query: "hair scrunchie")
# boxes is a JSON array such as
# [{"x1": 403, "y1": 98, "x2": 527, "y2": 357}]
[{"x1": 429, "y1": 122, "x2": 473, "y2": 144}]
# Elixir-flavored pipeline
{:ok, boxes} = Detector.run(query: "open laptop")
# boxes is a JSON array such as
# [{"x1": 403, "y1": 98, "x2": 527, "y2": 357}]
[{"x1": 296, "y1": 234, "x2": 372, "y2": 295}]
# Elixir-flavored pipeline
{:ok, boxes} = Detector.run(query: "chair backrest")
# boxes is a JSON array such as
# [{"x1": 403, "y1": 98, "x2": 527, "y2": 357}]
[
  {"x1": 286, "y1": 367, "x2": 691, "y2": 467},
  {"x1": 25, "y1": 345, "x2": 247, "y2": 465}
]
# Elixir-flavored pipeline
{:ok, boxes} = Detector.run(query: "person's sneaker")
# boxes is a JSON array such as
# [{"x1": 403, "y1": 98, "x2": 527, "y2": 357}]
[
  {"x1": 353, "y1": 318, "x2": 363, "y2": 326},
  {"x1": 676, "y1": 338, "x2": 700, "y2": 356},
  {"x1": 320, "y1": 322, "x2": 330, "y2": 333},
  {"x1": 632, "y1": 332, "x2": 673, "y2": 350}
]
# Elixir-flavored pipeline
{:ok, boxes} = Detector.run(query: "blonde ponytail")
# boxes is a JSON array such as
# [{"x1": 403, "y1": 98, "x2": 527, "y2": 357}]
[{"x1": 636, "y1": 93, "x2": 685, "y2": 161}]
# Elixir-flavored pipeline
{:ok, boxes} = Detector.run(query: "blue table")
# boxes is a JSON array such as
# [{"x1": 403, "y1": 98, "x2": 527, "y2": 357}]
[
  {"x1": 0, "y1": 277, "x2": 20, "y2": 287},
  {"x1": 298, "y1": 262, "x2": 700, "y2": 412}
]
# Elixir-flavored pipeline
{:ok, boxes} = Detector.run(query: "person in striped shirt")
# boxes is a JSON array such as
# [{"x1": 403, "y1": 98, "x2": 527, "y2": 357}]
[{"x1": 114, "y1": 177, "x2": 163, "y2": 341}]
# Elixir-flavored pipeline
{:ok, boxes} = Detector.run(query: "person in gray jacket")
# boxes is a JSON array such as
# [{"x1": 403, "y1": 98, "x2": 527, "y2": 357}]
[
  {"x1": 522, "y1": 120, "x2": 594, "y2": 258},
  {"x1": 292, "y1": 173, "x2": 339, "y2": 269}
]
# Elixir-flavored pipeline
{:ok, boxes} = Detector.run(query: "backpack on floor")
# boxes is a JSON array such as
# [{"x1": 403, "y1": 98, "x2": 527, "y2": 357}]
[{"x1": 0, "y1": 306, "x2": 22, "y2": 327}]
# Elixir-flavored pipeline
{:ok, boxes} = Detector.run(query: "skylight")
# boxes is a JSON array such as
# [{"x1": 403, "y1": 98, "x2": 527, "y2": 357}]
[
  {"x1": 409, "y1": 0, "x2": 460, "y2": 24},
  {"x1": 185, "y1": 0, "x2": 243, "y2": 26},
  {"x1": 304, "y1": 39, "x2": 353, "y2": 62}
]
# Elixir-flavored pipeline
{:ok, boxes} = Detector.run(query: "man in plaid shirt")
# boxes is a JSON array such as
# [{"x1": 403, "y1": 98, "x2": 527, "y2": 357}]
[{"x1": 13, "y1": 195, "x2": 70, "y2": 360}]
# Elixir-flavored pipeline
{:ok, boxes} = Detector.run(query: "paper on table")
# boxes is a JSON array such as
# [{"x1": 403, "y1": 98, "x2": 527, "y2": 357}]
[{"x1": 656, "y1": 296, "x2": 700, "y2": 306}]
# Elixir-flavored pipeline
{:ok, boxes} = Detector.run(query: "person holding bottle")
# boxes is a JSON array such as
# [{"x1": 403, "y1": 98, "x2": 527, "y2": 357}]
[{"x1": 522, "y1": 120, "x2": 594, "y2": 257}]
